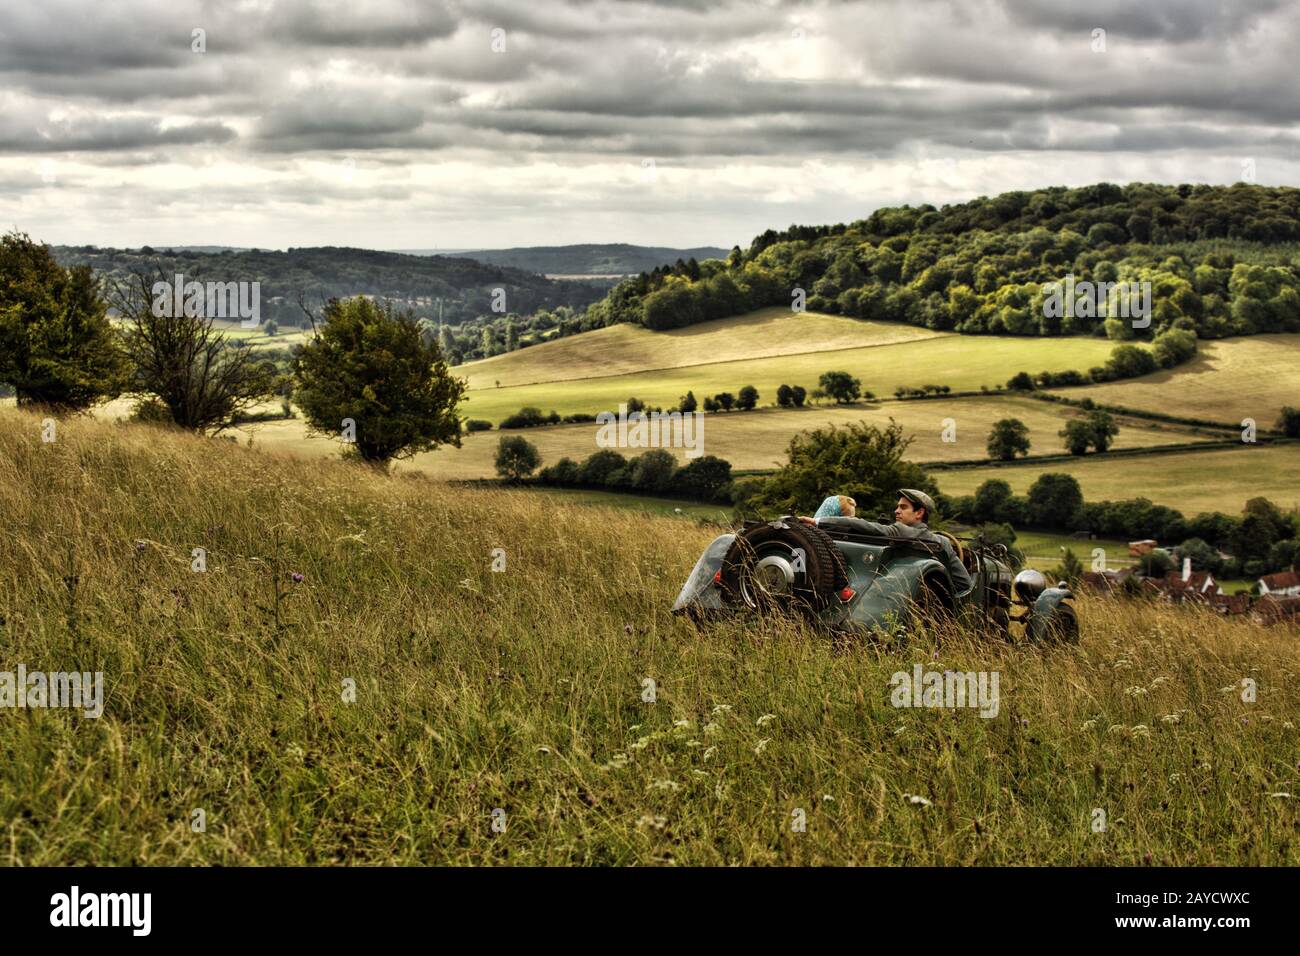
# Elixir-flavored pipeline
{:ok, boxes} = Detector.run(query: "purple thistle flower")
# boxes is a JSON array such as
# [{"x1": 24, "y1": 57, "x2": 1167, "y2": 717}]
[{"x1": 291, "y1": 572, "x2": 304, "y2": 583}]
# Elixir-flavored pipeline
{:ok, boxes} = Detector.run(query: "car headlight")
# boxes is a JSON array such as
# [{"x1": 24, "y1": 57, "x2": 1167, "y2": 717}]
[{"x1": 1013, "y1": 568, "x2": 1048, "y2": 603}]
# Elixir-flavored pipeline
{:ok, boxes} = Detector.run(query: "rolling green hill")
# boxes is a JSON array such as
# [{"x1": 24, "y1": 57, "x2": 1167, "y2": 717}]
[
  {"x1": 51, "y1": 244, "x2": 607, "y2": 329},
  {"x1": 446, "y1": 243, "x2": 729, "y2": 276}
]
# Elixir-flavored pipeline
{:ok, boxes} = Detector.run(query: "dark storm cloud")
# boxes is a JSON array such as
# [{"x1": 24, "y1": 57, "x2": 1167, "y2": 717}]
[
  {"x1": 2, "y1": 0, "x2": 1298, "y2": 248},
  {"x1": 0, "y1": 114, "x2": 236, "y2": 153}
]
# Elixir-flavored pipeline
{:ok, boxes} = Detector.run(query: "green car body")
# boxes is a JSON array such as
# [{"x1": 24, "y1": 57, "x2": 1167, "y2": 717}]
[{"x1": 672, "y1": 519, "x2": 1078, "y2": 642}]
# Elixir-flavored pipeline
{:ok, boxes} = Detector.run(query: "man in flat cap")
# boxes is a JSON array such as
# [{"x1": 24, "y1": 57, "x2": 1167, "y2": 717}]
[{"x1": 801, "y1": 487, "x2": 973, "y2": 599}]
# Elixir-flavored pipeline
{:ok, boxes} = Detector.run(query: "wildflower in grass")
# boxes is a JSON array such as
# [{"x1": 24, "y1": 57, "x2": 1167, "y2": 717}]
[
  {"x1": 686, "y1": 739, "x2": 702, "y2": 748},
  {"x1": 703, "y1": 721, "x2": 721, "y2": 736},
  {"x1": 823, "y1": 795, "x2": 835, "y2": 802},
  {"x1": 711, "y1": 704, "x2": 732, "y2": 716},
  {"x1": 628, "y1": 724, "x2": 641, "y2": 731},
  {"x1": 1081, "y1": 719, "x2": 1098, "y2": 730},
  {"x1": 1125, "y1": 686, "x2": 1148, "y2": 697},
  {"x1": 1284, "y1": 722, "x2": 1295, "y2": 730},
  {"x1": 1219, "y1": 685, "x2": 1238, "y2": 694},
  {"x1": 1107, "y1": 724, "x2": 1126, "y2": 735},
  {"x1": 1149, "y1": 676, "x2": 1169, "y2": 688},
  {"x1": 134, "y1": 540, "x2": 146, "y2": 553},
  {"x1": 903, "y1": 793, "x2": 932, "y2": 807},
  {"x1": 1160, "y1": 713, "x2": 1180, "y2": 724},
  {"x1": 703, "y1": 746, "x2": 717, "y2": 761},
  {"x1": 291, "y1": 572, "x2": 304, "y2": 583},
  {"x1": 1131, "y1": 724, "x2": 1150, "y2": 737},
  {"x1": 691, "y1": 769, "x2": 709, "y2": 778},
  {"x1": 629, "y1": 736, "x2": 652, "y2": 751},
  {"x1": 754, "y1": 738, "x2": 770, "y2": 754},
  {"x1": 1269, "y1": 792, "x2": 1293, "y2": 799},
  {"x1": 536, "y1": 746, "x2": 551, "y2": 754},
  {"x1": 636, "y1": 814, "x2": 667, "y2": 830},
  {"x1": 651, "y1": 779, "x2": 680, "y2": 792},
  {"x1": 1240, "y1": 717, "x2": 1248, "y2": 725},
  {"x1": 756, "y1": 714, "x2": 776, "y2": 726},
  {"x1": 673, "y1": 719, "x2": 690, "y2": 729}
]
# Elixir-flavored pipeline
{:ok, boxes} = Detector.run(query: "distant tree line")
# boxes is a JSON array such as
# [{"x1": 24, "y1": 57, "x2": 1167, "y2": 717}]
[
  {"x1": 951, "y1": 475, "x2": 1300, "y2": 579},
  {"x1": 500, "y1": 441, "x2": 734, "y2": 503}
]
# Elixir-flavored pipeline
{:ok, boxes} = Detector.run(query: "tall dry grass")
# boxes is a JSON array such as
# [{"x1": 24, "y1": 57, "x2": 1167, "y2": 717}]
[{"x1": 1, "y1": 407, "x2": 1297, "y2": 865}]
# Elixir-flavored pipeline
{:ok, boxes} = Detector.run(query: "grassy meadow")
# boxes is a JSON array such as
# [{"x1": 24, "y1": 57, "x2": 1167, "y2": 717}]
[
  {"x1": 460, "y1": 307, "x2": 943, "y2": 389},
  {"x1": 2, "y1": 407, "x2": 1297, "y2": 865}
]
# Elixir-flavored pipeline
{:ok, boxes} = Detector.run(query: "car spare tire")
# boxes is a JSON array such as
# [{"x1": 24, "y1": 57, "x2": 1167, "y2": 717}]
[{"x1": 719, "y1": 519, "x2": 849, "y2": 612}]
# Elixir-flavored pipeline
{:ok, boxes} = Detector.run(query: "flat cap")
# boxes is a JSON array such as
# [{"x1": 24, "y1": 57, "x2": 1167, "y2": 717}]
[{"x1": 897, "y1": 488, "x2": 936, "y2": 518}]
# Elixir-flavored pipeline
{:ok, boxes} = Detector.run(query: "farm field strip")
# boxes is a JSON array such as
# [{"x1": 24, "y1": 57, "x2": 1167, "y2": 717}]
[
  {"x1": 457, "y1": 307, "x2": 945, "y2": 389},
  {"x1": 935, "y1": 442, "x2": 1300, "y2": 517},
  {"x1": 457, "y1": 333, "x2": 1130, "y2": 423}
]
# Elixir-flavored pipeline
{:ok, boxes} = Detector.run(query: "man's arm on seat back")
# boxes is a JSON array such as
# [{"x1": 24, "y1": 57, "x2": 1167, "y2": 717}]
[{"x1": 815, "y1": 516, "x2": 892, "y2": 536}]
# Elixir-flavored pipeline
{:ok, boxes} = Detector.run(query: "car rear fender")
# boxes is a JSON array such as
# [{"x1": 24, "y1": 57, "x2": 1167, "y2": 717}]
[{"x1": 671, "y1": 533, "x2": 736, "y2": 614}]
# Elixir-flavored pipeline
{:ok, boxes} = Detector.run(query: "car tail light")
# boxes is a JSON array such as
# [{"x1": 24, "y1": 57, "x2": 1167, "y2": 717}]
[
  {"x1": 713, "y1": 570, "x2": 722, "y2": 584},
  {"x1": 838, "y1": 587, "x2": 855, "y2": 602}
]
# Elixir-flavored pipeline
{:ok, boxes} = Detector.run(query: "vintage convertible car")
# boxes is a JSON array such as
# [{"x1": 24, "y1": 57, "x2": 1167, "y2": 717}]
[{"x1": 671, "y1": 517, "x2": 1079, "y2": 642}]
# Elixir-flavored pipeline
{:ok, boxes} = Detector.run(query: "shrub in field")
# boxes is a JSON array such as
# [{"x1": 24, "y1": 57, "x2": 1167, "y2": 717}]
[
  {"x1": 987, "y1": 418, "x2": 1031, "y2": 460},
  {"x1": 500, "y1": 406, "x2": 560, "y2": 428},
  {"x1": 736, "y1": 420, "x2": 934, "y2": 518},
  {"x1": 672, "y1": 455, "x2": 733, "y2": 503},
  {"x1": 1276, "y1": 405, "x2": 1300, "y2": 438},
  {"x1": 114, "y1": 268, "x2": 277, "y2": 433},
  {"x1": 495, "y1": 435, "x2": 541, "y2": 481},
  {"x1": 578, "y1": 449, "x2": 628, "y2": 485},
  {"x1": 465, "y1": 419, "x2": 493, "y2": 432},
  {"x1": 294, "y1": 296, "x2": 465, "y2": 463},
  {"x1": 1026, "y1": 473, "x2": 1084, "y2": 529},
  {"x1": 630, "y1": 449, "x2": 677, "y2": 494},
  {"x1": 818, "y1": 370, "x2": 861, "y2": 403},
  {"x1": 0, "y1": 231, "x2": 130, "y2": 411}
]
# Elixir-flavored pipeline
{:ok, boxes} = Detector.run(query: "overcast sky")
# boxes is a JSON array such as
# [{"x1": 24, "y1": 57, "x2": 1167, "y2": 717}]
[{"x1": 1, "y1": 0, "x2": 1297, "y2": 251}]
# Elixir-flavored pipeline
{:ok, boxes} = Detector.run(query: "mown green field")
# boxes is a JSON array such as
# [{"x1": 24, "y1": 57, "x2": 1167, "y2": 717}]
[
  {"x1": 1048, "y1": 334, "x2": 1300, "y2": 425},
  {"x1": 460, "y1": 307, "x2": 943, "y2": 389},
  {"x1": 935, "y1": 444, "x2": 1300, "y2": 518},
  {"x1": 458, "y1": 334, "x2": 1133, "y2": 424},
  {"x1": 4, "y1": 408, "x2": 1296, "y2": 865}
]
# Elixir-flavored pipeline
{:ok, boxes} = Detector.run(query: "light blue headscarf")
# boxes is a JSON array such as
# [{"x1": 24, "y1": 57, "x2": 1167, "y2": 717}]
[{"x1": 813, "y1": 495, "x2": 845, "y2": 519}]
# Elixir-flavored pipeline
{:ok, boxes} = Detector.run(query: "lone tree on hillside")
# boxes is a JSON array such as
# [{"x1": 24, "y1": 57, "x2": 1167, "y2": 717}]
[
  {"x1": 295, "y1": 296, "x2": 467, "y2": 464},
  {"x1": 1060, "y1": 409, "x2": 1120, "y2": 455},
  {"x1": 495, "y1": 435, "x2": 541, "y2": 481},
  {"x1": 112, "y1": 266, "x2": 277, "y2": 433},
  {"x1": 0, "y1": 231, "x2": 130, "y2": 411},
  {"x1": 986, "y1": 418, "x2": 1031, "y2": 460},
  {"x1": 737, "y1": 385, "x2": 759, "y2": 410},
  {"x1": 818, "y1": 370, "x2": 862, "y2": 404}
]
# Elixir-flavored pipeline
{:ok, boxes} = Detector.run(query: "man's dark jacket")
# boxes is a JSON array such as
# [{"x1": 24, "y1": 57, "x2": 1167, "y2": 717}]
[{"x1": 814, "y1": 516, "x2": 975, "y2": 599}]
